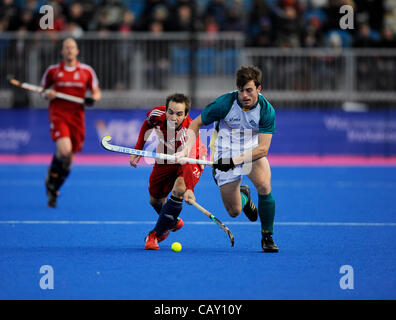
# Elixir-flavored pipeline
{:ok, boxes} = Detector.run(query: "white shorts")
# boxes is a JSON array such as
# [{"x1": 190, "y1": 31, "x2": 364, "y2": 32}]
[{"x1": 213, "y1": 163, "x2": 254, "y2": 187}]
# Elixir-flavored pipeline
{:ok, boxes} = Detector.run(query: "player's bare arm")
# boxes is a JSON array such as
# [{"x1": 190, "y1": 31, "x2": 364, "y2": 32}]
[
  {"x1": 213, "y1": 133, "x2": 272, "y2": 172},
  {"x1": 92, "y1": 87, "x2": 101, "y2": 102},
  {"x1": 233, "y1": 133, "x2": 272, "y2": 165},
  {"x1": 84, "y1": 87, "x2": 101, "y2": 106},
  {"x1": 175, "y1": 115, "x2": 204, "y2": 160}
]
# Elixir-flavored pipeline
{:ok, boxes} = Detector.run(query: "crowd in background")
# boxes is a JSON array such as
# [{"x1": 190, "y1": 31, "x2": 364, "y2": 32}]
[{"x1": 1, "y1": 0, "x2": 396, "y2": 48}]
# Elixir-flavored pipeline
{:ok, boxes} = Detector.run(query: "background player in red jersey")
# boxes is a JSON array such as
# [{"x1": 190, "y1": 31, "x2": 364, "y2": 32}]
[
  {"x1": 130, "y1": 93, "x2": 207, "y2": 250},
  {"x1": 41, "y1": 38, "x2": 101, "y2": 207}
]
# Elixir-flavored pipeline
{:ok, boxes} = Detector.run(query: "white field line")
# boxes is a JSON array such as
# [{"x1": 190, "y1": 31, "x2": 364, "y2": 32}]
[{"x1": 0, "y1": 220, "x2": 395, "y2": 227}]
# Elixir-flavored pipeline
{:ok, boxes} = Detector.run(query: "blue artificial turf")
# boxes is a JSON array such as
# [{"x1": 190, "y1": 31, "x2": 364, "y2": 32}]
[{"x1": 0, "y1": 165, "x2": 395, "y2": 300}]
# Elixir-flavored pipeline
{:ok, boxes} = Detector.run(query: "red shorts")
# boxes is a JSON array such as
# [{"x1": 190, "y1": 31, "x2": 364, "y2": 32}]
[
  {"x1": 149, "y1": 163, "x2": 202, "y2": 199},
  {"x1": 49, "y1": 108, "x2": 85, "y2": 153}
]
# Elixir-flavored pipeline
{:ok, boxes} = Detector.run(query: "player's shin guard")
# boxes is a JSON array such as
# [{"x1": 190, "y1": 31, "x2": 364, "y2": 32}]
[
  {"x1": 258, "y1": 192, "x2": 276, "y2": 235},
  {"x1": 152, "y1": 195, "x2": 183, "y2": 238}
]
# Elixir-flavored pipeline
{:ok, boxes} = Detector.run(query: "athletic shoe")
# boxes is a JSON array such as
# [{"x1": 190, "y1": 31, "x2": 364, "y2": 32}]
[
  {"x1": 261, "y1": 233, "x2": 279, "y2": 253},
  {"x1": 240, "y1": 185, "x2": 258, "y2": 221},
  {"x1": 45, "y1": 177, "x2": 58, "y2": 208},
  {"x1": 144, "y1": 231, "x2": 160, "y2": 250},
  {"x1": 157, "y1": 218, "x2": 184, "y2": 243}
]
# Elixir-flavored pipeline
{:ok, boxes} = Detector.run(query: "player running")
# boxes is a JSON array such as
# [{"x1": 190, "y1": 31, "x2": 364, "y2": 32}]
[
  {"x1": 130, "y1": 93, "x2": 207, "y2": 250},
  {"x1": 41, "y1": 38, "x2": 101, "y2": 208},
  {"x1": 176, "y1": 66, "x2": 279, "y2": 252}
]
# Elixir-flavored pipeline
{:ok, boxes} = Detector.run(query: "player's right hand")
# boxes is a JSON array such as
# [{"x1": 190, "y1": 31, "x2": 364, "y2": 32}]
[
  {"x1": 129, "y1": 155, "x2": 141, "y2": 168},
  {"x1": 84, "y1": 97, "x2": 95, "y2": 106},
  {"x1": 184, "y1": 189, "x2": 196, "y2": 204},
  {"x1": 213, "y1": 157, "x2": 235, "y2": 172},
  {"x1": 43, "y1": 89, "x2": 57, "y2": 100},
  {"x1": 174, "y1": 148, "x2": 189, "y2": 164}
]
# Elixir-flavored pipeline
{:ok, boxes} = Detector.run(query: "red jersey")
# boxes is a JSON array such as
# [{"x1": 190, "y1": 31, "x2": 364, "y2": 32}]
[
  {"x1": 135, "y1": 105, "x2": 207, "y2": 160},
  {"x1": 41, "y1": 60, "x2": 99, "y2": 153},
  {"x1": 136, "y1": 105, "x2": 207, "y2": 194},
  {"x1": 41, "y1": 60, "x2": 99, "y2": 115}
]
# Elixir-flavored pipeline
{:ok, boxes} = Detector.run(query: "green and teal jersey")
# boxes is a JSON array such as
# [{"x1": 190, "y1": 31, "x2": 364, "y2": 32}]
[
  {"x1": 201, "y1": 91, "x2": 276, "y2": 133},
  {"x1": 201, "y1": 91, "x2": 276, "y2": 159}
]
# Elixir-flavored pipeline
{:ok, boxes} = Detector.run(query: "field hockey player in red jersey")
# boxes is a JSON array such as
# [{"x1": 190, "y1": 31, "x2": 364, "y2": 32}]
[
  {"x1": 130, "y1": 93, "x2": 207, "y2": 250},
  {"x1": 41, "y1": 38, "x2": 101, "y2": 208}
]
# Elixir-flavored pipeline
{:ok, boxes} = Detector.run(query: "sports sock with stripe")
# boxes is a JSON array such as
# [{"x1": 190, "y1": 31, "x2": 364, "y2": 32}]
[
  {"x1": 258, "y1": 192, "x2": 276, "y2": 235},
  {"x1": 240, "y1": 192, "x2": 248, "y2": 209}
]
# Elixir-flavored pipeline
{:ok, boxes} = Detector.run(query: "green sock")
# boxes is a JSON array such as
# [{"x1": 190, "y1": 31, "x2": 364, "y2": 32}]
[
  {"x1": 258, "y1": 192, "x2": 276, "y2": 235},
  {"x1": 240, "y1": 192, "x2": 248, "y2": 209}
]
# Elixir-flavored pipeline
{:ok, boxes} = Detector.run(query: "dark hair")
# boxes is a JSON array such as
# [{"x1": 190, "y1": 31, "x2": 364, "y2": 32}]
[
  {"x1": 165, "y1": 93, "x2": 191, "y2": 115},
  {"x1": 236, "y1": 65, "x2": 262, "y2": 89}
]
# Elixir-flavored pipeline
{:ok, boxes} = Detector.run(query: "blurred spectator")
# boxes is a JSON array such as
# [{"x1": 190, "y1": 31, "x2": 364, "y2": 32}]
[
  {"x1": 325, "y1": 29, "x2": 352, "y2": 47},
  {"x1": 24, "y1": 0, "x2": 40, "y2": 12},
  {"x1": 203, "y1": 0, "x2": 227, "y2": 31},
  {"x1": 17, "y1": 9, "x2": 39, "y2": 31},
  {"x1": 73, "y1": 0, "x2": 97, "y2": 28},
  {"x1": 0, "y1": 0, "x2": 392, "y2": 50},
  {"x1": 118, "y1": 9, "x2": 136, "y2": 34},
  {"x1": 354, "y1": 23, "x2": 379, "y2": 47},
  {"x1": 326, "y1": 30, "x2": 343, "y2": 48},
  {"x1": 302, "y1": 14, "x2": 324, "y2": 47},
  {"x1": 247, "y1": 0, "x2": 272, "y2": 46},
  {"x1": 377, "y1": 26, "x2": 396, "y2": 48},
  {"x1": 145, "y1": 20, "x2": 170, "y2": 89},
  {"x1": 150, "y1": 4, "x2": 171, "y2": 30},
  {"x1": 354, "y1": 0, "x2": 384, "y2": 32},
  {"x1": 169, "y1": 0, "x2": 199, "y2": 31},
  {"x1": 172, "y1": 0, "x2": 196, "y2": 12},
  {"x1": 0, "y1": 16, "x2": 10, "y2": 31},
  {"x1": 149, "y1": 20, "x2": 164, "y2": 34},
  {"x1": 1, "y1": 0, "x2": 20, "y2": 30},
  {"x1": 95, "y1": 9, "x2": 111, "y2": 32},
  {"x1": 273, "y1": 0, "x2": 304, "y2": 47},
  {"x1": 168, "y1": 4, "x2": 193, "y2": 32},
  {"x1": 93, "y1": 0, "x2": 126, "y2": 31},
  {"x1": 78, "y1": 0, "x2": 97, "y2": 24},
  {"x1": 203, "y1": 15, "x2": 219, "y2": 34},
  {"x1": 68, "y1": 2, "x2": 88, "y2": 30},
  {"x1": 137, "y1": 0, "x2": 171, "y2": 31},
  {"x1": 223, "y1": 0, "x2": 246, "y2": 32},
  {"x1": 250, "y1": 17, "x2": 272, "y2": 47},
  {"x1": 67, "y1": 22, "x2": 84, "y2": 38}
]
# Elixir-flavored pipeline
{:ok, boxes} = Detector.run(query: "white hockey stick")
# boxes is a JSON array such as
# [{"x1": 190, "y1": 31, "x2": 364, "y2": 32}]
[
  {"x1": 8, "y1": 77, "x2": 85, "y2": 104},
  {"x1": 101, "y1": 136, "x2": 213, "y2": 166}
]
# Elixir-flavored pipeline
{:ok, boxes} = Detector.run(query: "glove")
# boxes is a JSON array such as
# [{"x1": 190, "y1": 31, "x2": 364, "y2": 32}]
[
  {"x1": 84, "y1": 97, "x2": 95, "y2": 106},
  {"x1": 213, "y1": 157, "x2": 235, "y2": 172}
]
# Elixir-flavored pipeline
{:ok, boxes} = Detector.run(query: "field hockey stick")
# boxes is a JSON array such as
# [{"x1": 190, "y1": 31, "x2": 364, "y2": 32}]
[
  {"x1": 8, "y1": 76, "x2": 85, "y2": 104},
  {"x1": 188, "y1": 199, "x2": 235, "y2": 247},
  {"x1": 101, "y1": 136, "x2": 213, "y2": 166}
]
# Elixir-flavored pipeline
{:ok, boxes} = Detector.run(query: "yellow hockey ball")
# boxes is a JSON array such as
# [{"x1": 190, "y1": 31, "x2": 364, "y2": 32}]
[{"x1": 171, "y1": 242, "x2": 182, "y2": 252}]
